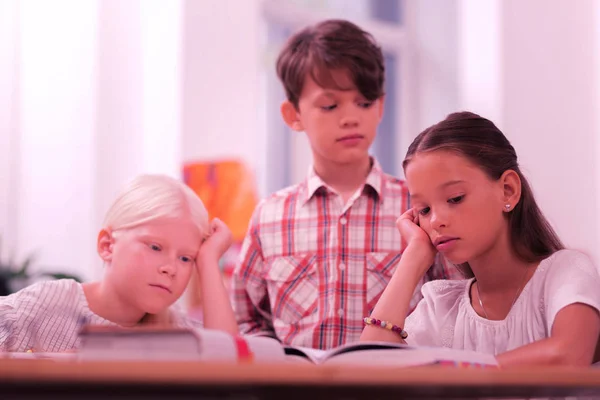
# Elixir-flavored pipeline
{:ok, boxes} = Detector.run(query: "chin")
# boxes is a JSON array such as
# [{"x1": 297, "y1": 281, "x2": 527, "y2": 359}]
[
  {"x1": 442, "y1": 252, "x2": 470, "y2": 266},
  {"x1": 144, "y1": 302, "x2": 171, "y2": 315},
  {"x1": 334, "y1": 152, "x2": 370, "y2": 165}
]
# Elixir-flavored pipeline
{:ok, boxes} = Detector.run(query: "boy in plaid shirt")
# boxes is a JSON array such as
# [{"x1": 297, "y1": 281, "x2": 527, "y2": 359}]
[{"x1": 231, "y1": 19, "x2": 461, "y2": 350}]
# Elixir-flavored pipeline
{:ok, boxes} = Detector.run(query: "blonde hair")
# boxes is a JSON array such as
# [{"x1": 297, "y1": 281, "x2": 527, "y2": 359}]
[{"x1": 103, "y1": 174, "x2": 209, "y2": 239}]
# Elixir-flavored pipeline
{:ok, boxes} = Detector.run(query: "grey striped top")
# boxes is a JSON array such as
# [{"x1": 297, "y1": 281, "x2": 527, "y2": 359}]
[{"x1": 0, "y1": 279, "x2": 201, "y2": 352}]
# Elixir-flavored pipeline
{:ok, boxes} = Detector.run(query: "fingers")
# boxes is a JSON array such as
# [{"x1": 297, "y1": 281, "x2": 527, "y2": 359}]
[
  {"x1": 210, "y1": 218, "x2": 227, "y2": 231},
  {"x1": 397, "y1": 208, "x2": 418, "y2": 227},
  {"x1": 205, "y1": 218, "x2": 232, "y2": 241},
  {"x1": 204, "y1": 218, "x2": 222, "y2": 239}
]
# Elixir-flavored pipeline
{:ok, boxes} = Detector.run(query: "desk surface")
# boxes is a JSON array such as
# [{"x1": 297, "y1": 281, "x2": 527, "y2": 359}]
[{"x1": 2, "y1": 359, "x2": 600, "y2": 399}]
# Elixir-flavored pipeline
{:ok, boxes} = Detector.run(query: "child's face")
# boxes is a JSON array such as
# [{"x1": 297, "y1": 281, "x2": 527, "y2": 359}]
[
  {"x1": 405, "y1": 151, "x2": 508, "y2": 264},
  {"x1": 285, "y1": 70, "x2": 384, "y2": 167},
  {"x1": 105, "y1": 216, "x2": 202, "y2": 314}
]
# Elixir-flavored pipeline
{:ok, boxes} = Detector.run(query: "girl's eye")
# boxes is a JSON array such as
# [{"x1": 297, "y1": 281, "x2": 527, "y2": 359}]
[
  {"x1": 321, "y1": 104, "x2": 337, "y2": 111},
  {"x1": 448, "y1": 195, "x2": 464, "y2": 204},
  {"x1": 180, "y1": 256, "x2": 193, "y2": 263},
  {"x1": 418, "y1": 207, "x2": 430, "y2": 216},
  {"x1": 358, "y1": 101, "x2": 373, "y2": 108},
  {"x1": 149, "y1": 244, "x2": 161, "y2": 251}
]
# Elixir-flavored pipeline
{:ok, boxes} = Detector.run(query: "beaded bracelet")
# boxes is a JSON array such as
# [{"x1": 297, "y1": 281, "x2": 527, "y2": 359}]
[{"x1": 363, "y1": 316, "x2": 408, "y2": 339}]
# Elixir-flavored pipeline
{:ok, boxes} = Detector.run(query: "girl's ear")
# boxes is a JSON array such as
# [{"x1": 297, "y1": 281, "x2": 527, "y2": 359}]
[
  {"x1": 499, "y1": 169, "x2": 522, "y2": 211},
  {"x1": 97, "y1": 229, "x2": 114, "y2": 262}
]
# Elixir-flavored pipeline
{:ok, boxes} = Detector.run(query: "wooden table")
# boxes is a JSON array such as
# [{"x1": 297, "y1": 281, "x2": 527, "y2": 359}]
[{"x1": 2, "y1": 359, "x2": 600, "y2": 399}]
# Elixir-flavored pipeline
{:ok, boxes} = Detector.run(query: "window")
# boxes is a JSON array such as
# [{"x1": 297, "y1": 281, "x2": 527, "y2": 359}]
[{"x1": 260, "y1": 0, "x2": 410, "y2": 196}]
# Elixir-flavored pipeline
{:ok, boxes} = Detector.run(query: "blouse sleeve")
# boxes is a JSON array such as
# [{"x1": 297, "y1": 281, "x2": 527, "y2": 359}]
[
  {"x1": 544, "y1": 250, "x2": 600, "y2": 333},
  {"x1": 0, "y1": 280, "x2": 76, "y2": 352}
]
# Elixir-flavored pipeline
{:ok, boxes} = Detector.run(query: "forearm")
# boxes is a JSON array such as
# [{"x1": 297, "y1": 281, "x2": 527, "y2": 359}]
[
  {"x1": 497, "y1": 338, "x2": 595, "y2": 368},
  {"x1": 197, "y1": 258, "x2": 239, "y2": 336},
  {"x1": 360, "y1": 244, "x2": 431, "y2": 343},
  {"x1": 498, "y1": 304, "x2": 600, "y2": 368}
]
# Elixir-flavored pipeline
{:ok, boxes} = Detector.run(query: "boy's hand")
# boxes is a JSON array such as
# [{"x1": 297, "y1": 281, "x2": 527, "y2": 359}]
[{"x1": 197, "y1": 218, "x2": 233, "y2": 265}]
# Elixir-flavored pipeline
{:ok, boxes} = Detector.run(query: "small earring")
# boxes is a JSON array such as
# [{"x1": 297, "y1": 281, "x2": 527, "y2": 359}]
[{"x1": 505, "y1": 204, "x2": 511, "y2": 211}]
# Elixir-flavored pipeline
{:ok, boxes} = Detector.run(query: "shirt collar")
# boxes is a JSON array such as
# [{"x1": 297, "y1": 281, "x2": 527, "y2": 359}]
[{"x1": 302, "y1": 157, "x2": 385, "y2": 205}]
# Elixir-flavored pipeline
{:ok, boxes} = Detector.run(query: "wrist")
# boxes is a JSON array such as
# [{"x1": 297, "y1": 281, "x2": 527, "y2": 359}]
[
  {"x1": 196, "y1": 253, "x2": 221, "y2": 268},
  {"x1": 392, "y1": 242, "x2": 435, "y2": 283},
  {"x1": 404, "y1": 241, "x2": 435, "y2": 263}
]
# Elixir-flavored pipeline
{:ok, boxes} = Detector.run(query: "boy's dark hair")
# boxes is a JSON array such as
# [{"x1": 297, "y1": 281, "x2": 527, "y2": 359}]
[
  {"x1": 276, "y1": 19, "x2": 385, "y2": 109},
  {"x1": 404, "y1": 111, "x2": 564, "y2": 277}
]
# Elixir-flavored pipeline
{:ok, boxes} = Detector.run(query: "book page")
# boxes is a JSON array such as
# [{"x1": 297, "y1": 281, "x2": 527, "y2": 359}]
[
  {"x1": 283, "y1": 346, "x2": 328, "y2": 364},
  {"x1": 284, "y1": 342, "x2": 412, "y2": 364},
  {"x1": 323, "y1": 348, "x2": 439, "y2": 366},
  {"x1": 323, "y1": 344, "x2": 497, "y2": 367},
  {"x1": 281, "y1": 341, "x2": 498, "y2": 367}
]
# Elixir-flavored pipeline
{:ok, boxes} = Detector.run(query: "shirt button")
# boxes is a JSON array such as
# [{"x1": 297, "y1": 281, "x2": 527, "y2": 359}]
[
  {"x1": 337, "y1": 308, "x2": 344, "y2": 317},
  {"x1": 339, "y1": 263, "x2": 346, "y2": 271},
  {"x1": 340, "y1": 217, "x2": 347, "y2": 225}
]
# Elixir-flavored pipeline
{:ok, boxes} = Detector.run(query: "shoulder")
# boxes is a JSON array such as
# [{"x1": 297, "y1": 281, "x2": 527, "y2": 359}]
[
  {"x1": 539, "y1": 249, "x2": 599, "y2": 279},
  {"x1": 251, "y1": 182, "x2": 306, "y2": 223},
  {"x1": 259, "y1": 180, "x2": 306, "y2": 207},
  {"x1": 0, "y1": 279, "x2": 83, "y2": 326},
  {"x1": 381, "y1": 173, "x2": 408, "y2": 192},
  {"x1": 378, "y1": 172, "x2": 409, "y2": 198},
  {"x1": 378, "y1": 173, "x2": 409, "y2": 212},
  {"x1": 535, "y1": 249, "x2": 600, "y2": 296},
  {"x1": 533, "y1": 249, "x2": 600, "y2": 330},
  {"x1": 0, "y1": 280, "x2": 84, "y2": 352},
  {"x1": 2, "y1": 279, "x2": 81, "y2": 308}
]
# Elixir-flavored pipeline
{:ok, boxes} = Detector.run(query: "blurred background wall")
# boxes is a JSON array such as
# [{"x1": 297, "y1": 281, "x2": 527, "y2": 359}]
[{"x1": 0, "y1": 0, "x2": 599, "y2": 282}]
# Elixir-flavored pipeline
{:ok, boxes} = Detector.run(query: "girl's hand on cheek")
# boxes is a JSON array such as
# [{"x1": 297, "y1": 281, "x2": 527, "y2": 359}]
[{"x1": 396, "y1": 208, "x2": 436, "y2": 269}]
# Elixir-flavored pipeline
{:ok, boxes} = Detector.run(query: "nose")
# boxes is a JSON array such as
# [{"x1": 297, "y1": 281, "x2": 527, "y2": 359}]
[
  {"x1": 158, "y1": 262, "x2": 176, "y2": 277},
  {"x1": 430, "y1": 208, "x2": 448, "y2": 231},
  {"x1": 339, "y1": 106, "x2": 359, "y2": 128}
]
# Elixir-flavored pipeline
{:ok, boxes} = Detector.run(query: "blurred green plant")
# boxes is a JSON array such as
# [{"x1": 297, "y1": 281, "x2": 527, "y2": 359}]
[{"x1": 0, "y1": 239, "x2": 82, "y2": 296}]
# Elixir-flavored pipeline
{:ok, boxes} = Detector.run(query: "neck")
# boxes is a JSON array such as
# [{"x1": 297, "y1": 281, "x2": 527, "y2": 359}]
[
  {"x1": 313, "y1": 156, "x2": 372, "y2": 200},
  {"x1": 82, "y1": 280, "x2": 145, "y2": 327},
  {"x1": 470, "y1": 227, "x2": 536, "y2": 295}
]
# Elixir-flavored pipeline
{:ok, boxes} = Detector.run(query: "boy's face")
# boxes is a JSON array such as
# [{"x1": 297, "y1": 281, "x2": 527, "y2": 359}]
[
  {"x1": 282, "y1": 70, "x2": 384, "y2": 167},
  {"x1": 100, "y1": 216, "x2": 201, "y2": 315}
]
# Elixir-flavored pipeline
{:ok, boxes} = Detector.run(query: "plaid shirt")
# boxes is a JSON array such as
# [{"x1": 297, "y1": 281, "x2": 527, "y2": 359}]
[{"x1": 231, "y1": 159, "x2": 462, "y2": 350}]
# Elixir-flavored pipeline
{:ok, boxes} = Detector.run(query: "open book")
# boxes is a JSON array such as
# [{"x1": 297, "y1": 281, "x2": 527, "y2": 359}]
[
  {"x1": 284, "y1": 341, "x2": 498, "y2": 367},
  {"x1": 77, "y1": 325, "x2": 496, "y2": 367}
]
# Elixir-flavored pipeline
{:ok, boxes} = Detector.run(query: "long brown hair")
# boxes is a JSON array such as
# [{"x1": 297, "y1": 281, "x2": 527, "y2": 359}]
[{"x1": 404, "y1": 112, "x2": 564, "y2": 277}]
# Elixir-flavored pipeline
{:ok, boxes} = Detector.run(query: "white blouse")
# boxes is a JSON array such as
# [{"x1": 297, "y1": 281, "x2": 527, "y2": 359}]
[{"x1": 405, "y1": 249, "x2": 600, "y2": 355}]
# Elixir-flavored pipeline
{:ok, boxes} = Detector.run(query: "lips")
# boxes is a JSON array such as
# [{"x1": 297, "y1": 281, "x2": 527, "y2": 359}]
[
  {"x1": 433, "y1": 236, "x2": 459, "y2": 249},
  {"x1": 149, "y1": 284, "x2": 172, "y2": 294},
  {"x1": 337, "y1": 134, "x2": 364, "y2": 141}
]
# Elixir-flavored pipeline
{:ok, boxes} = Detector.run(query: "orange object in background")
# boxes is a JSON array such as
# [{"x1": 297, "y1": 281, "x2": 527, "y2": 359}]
[
  {"x1": 182, "y1": 160, "x2": 259, "y2": 317},
  {"x1": 183, "y1": 159, "x2": 258, "y2": 242}
]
